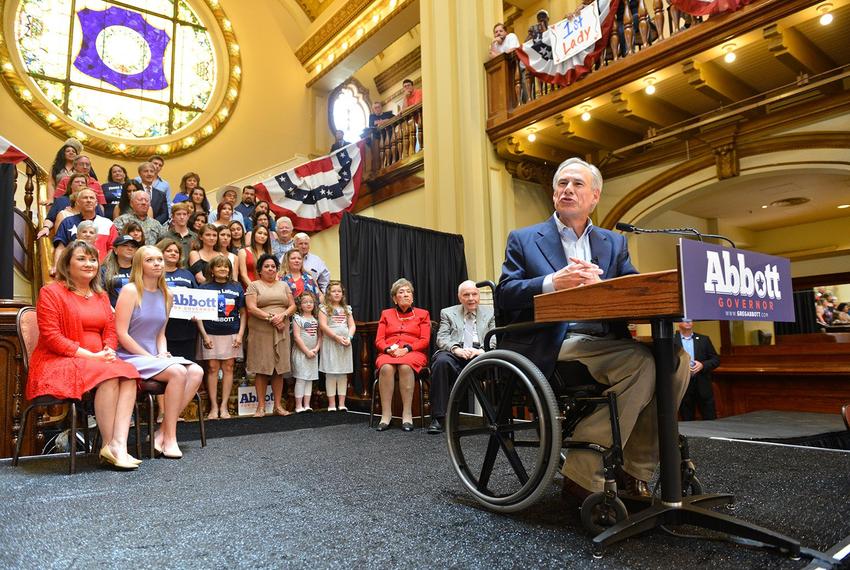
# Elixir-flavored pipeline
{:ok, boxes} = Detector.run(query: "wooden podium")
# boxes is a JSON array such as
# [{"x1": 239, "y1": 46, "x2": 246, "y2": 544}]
[{"x1": 534, "y1": 270, "x2": 801, "y2": 557}]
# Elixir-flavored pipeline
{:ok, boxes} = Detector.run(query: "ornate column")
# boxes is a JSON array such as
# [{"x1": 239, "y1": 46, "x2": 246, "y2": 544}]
[{"x1": 420, "y1": 0, "x2": 516, "y2": 280}]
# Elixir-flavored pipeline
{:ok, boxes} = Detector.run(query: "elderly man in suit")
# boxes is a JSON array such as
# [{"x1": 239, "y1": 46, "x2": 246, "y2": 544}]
[
  {"x1": 674, "y1": 320, "x2": 720, "y2": 420},
  {"x1": 427, "y1": 280, "x2": 495, "y2": 434},
  {"x1": 497, "y1": 156, "x2": 690, "y2": 501}
]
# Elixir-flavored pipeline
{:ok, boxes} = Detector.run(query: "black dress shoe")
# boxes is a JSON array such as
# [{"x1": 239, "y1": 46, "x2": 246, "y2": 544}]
[
  {"x1": 401, "y1": 422, "x2": 414, "y2": 432},
  {"x1": 375, "y1": 422, "x2": 391, "y2": 431},
  {"x1": 427, "y1": 418, "x2": 444, "y2": 435}
]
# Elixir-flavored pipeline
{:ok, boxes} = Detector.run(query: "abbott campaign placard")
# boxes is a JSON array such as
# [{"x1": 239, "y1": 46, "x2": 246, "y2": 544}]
[
  {"x1": 679, "y1": 239, "x2": 795, "y2": 322},
  {"x1": 169, "y1": 287, "x2": 218, "y2": 320}
]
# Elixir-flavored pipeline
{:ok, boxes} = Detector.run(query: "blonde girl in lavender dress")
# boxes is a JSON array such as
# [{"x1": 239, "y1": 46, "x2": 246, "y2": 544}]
[
  {"x1": 291, "y1": 292, "x2": 322, "y2": 413},
  {"x1": 319, "y1": 280, "x2": 356, "y2": 411}
]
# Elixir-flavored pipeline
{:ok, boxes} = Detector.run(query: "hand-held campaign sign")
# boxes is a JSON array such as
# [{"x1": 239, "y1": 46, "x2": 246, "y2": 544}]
[
  {"x1": 678, "y1": 239, "x2": 795, "y2": 322},
  {"x1": 169, "y1": 287, "x2": 218, "y2": 320},
  {"x1": 551, "y1": 2, "x2": 603, "y2": 65}
]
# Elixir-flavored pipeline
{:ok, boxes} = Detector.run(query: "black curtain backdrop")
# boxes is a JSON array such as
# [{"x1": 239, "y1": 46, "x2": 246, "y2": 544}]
[
  {"x1": 0, "y1": 164, "x2": 16, "y2": 299},
  {"x1": 774, "y1": 289, "x2": 818, "y2": 336},
  {"x1": 339, "y1": 212, "x2": 468, "y2": 323}
]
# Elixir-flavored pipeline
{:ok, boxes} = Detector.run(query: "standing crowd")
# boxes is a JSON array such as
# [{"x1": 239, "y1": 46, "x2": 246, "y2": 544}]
[{"x1": 28, "y1": 139, "x2": 356, "y2": 470}]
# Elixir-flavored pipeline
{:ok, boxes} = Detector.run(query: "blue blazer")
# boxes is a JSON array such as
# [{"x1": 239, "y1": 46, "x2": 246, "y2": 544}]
[{"x1": 496, "y1": 215, "x2": 637, "y2": 378}]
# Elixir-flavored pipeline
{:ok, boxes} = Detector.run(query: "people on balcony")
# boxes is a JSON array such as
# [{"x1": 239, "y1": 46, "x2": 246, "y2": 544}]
[
  {"x1": 368, "y1": 100, "x2": 394, "y2": 128},
  {"x1": 28, "y1": 240, "x2": 140, "y2": 470},
  {"x1": 489, "y1": 22, "x2": 520, "y2": 58},
  {"x1": 401, "y1": 79, "x2": 422, "y2": 110},
  {"x1": 374, "y1": 278, "x2": 431, "y2": 432},
  {"x1": 330, "y1": 129, "x2": 349, "y2": 152}
]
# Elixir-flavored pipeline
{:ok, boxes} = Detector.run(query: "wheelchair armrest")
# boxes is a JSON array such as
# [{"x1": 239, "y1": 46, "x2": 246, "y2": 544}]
[{"x1": 483, "y1": 321, "x2": 556, "y2": 353}]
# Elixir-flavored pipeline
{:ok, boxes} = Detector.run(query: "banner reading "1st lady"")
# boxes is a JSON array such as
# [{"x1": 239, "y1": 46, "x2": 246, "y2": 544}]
[{"x1": 678, "y1": 239, "x2": 795, "y2": 323}]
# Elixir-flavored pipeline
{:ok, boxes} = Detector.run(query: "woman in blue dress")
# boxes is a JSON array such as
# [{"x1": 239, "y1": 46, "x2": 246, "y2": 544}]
[{"x1": 115, "y1": 246, "x2": 204, "y2": 459}]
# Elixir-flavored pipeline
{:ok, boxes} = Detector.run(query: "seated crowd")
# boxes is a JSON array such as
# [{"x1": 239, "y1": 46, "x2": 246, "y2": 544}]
[{"x1": 814, "y1": 288, "x2": 850, "y2": 328}]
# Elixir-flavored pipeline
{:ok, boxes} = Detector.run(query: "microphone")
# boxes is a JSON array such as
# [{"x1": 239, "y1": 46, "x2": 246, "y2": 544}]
[{"x1": 615, "y1": 222, "x2": 736, "y2": 248}]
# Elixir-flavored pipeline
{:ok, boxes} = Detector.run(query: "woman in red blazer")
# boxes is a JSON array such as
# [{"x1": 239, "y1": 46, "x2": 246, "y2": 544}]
[
  {"x1": 28, "y1": 241, "x2": 141, "y2": 470},
  {"x1": 374, "y1": 278, "x2": 431, "y2": 432}
]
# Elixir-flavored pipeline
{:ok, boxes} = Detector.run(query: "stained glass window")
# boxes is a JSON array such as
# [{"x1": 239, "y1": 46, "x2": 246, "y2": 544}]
[
  {"x1": 12, "y1": 0, "x2": 218, "y2": 141},
  {"x1": 330, "y1": 84, "x2": 369, "y2": 143}
]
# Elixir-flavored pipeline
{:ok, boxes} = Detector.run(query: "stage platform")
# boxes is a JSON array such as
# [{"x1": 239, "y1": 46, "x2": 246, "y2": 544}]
[{"x1": 1, "y1": 412, "x2": 848, "y2": 569}]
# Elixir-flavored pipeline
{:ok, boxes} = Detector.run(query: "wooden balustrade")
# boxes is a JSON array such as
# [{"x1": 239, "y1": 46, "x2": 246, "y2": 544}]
[
  {"x1": 366, "y1": 102, "x2": 423, "y2": 173},
  {"x1": 499, "y1": 1, "x2": 706, "y2": 111}
]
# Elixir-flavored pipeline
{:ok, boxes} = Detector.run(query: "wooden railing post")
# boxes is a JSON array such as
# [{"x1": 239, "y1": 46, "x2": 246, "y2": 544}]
[
  {"x1": 484, "y1": 53, "x2": 513, "y2": 124},
  {"x1": 654, "y1": 0, "x2": 666, "y2": 40},
  {"x1": 624, "y1": 1, "x2": 635, "y2": 54}
]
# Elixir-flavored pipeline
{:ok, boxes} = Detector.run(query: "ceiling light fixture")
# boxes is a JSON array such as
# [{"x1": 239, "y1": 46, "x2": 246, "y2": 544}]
[
  {"x1": 527, "y1": 128, "x2": 536, "y2": 142},
  {"x1": 644, "y1": 77, "x2": 656, "y2": 95},
  {"x1": 818, "y1": 3, "x2": 834, "y2": 25},
  {"x1": 580, "y1": 106, "x2": 591, "y2": 121},
  {"x1": 838, "y1": 204, "x2": 850, "y2": 209},
  {"x1": 722, "y1": 44, "x2": 736, "y2": 63}
]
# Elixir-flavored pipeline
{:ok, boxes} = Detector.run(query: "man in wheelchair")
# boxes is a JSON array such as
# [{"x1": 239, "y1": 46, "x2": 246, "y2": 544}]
[{"x1": 496, "y1": 157, "x2": 690, "y2": 503}]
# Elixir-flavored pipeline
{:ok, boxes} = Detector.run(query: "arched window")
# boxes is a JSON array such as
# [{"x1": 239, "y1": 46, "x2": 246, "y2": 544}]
[
  {"x1": 329, "y1": 82, "x2": 369, "y2": 143},
  {"x1": 2, "y1": 0, "x2": 241, "y2": 157}
]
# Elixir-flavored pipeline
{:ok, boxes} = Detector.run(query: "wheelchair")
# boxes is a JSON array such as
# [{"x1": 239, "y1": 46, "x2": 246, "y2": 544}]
[{"x1": 444, "y1": 282, "x2": 702, "y2": 535}]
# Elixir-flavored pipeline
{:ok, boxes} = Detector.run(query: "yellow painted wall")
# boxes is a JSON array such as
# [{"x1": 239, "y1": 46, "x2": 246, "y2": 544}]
[{"x1": 1, "y1": 0, "x2": 314, "y2": 197}]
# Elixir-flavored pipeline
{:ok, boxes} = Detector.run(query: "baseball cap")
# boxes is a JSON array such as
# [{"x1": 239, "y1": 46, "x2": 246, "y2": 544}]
[{"x1": 113, "y1": 235, "x2": 140, "y2": 248}]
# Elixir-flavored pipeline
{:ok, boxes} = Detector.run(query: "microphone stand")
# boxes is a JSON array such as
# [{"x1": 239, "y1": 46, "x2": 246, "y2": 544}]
[{"x1": 615, "y1": 223, "x2": 736, "y2": 248}]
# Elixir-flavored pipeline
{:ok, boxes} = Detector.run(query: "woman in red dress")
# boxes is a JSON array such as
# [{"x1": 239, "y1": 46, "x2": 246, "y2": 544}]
[
  {"x1": 27, "y1": 241, "x2": 141, "y2": 470},
  {"x1": 374, "y1": 278, "x2": 431, "y2": 432}
]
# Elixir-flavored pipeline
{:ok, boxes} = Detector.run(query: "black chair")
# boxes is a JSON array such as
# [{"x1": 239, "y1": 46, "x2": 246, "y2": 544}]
[
  {"x1": 13, "y1": 307, "x2": 93, "y2": 474},
  {"x1": 369, "y1": 320, "x2": 438, "y2": 431},
  {"x1": 134, "y1": 379, "x2": 206, "y2": 459}
]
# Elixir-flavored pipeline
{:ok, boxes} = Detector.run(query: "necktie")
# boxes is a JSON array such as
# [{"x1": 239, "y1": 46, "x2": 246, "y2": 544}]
[{"x1": 463, "y1": 312, "x2": 476, "y2": 349}]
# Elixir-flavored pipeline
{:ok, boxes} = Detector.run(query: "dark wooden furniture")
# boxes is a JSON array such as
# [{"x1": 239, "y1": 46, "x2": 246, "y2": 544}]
[{"x1": 534, "y1": 271, "x2": 800, "y2": 557}]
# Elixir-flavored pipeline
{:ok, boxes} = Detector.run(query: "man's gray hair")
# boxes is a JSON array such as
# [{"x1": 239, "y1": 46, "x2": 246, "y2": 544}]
[
  {"x1": 457, "y1": 279, "x2": 478, "y2": 295},
  {"x1": 138, "y1": 161, "x2": 155, "y2": 173},
  {"x1": 293, "y1": 232, "x2": 310, "y2": 242},
  {"x1": 552, "y1": 157, "x2": 603, "y2": 192}
]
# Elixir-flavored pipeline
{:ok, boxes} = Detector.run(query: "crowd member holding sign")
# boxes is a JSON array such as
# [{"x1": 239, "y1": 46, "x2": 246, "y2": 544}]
[
  {"x1": 319, "y1": 281, "x2": 356, "y2": 412},
  {"x1": 115, "y1": 246, "x2": 204, "y2": 459},
  {"x1": 157, "y1": 238, "x2": 200, "y2": 363},
  {"x1": 291, "y1": 293, "x2": 321, "y2": 413},
  {"x1": 28, "y1": 241, "x2": 140, "y2": 470},
  {"x1": 245, "y1": 254, "x2": 294, "y2": 417},
  {"x1": 198, "y1": 256, "x2": 245, "y2": 420}
]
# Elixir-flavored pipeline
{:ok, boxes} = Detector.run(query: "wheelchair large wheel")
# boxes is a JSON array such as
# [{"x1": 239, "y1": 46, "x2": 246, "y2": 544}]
[{"x1": 446, "y1": 350, "x2": 561, "y2": 513}]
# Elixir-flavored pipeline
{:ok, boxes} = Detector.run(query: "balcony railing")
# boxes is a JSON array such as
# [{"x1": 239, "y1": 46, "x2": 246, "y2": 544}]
[{"x1": 485, "y1": 0, "x2": 817, "y2": 141}]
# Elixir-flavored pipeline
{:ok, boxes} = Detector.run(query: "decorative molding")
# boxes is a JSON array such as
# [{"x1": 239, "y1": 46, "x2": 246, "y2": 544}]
[
  {"x1": 295, "y1": 0, "x2": 374, "y2": 63},
  {"x1": 0, "y1": 0, "x2": 242, "y2": 159},
  {"x1": 305, "y1": 0, "x2": 417, "y2": 88},
  {"x1": 713, "y1": 142, "x2": 739, "y2": 180},
  {"x1": 599, "y1": 131, "x2": 850, "y2": 229},
  {"x1": 374, "y1": 47, "x2": 421, "y2": 94},
  {"x1": 355, "y1": 153, "x2": 424, "y2": 211}
]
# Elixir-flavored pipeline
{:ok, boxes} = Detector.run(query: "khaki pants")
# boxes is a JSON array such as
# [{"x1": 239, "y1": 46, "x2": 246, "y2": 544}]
[{"x1": 559, "y1": 334, "x2": 690, "y2": 492}]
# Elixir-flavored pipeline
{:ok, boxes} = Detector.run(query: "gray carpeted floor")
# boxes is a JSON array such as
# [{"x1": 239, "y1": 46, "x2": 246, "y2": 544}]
[
  {"x1": 2, "y1": 416, "x2": 849, "y2": 569},
  {"x1": 679, "y1": 410, "x2": 847, "y2": 440}
]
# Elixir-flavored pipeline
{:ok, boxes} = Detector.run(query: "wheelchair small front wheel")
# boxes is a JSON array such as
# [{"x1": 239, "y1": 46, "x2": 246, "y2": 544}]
[
  {"x1": 682, "y1": 474, "x2": 703, "y2": 496},
  {"x1": 581, "y1": 492, "x2": 628, "y2": 536}
]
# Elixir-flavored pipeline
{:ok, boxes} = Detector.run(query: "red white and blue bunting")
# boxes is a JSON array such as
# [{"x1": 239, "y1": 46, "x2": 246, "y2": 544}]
[
  {"x1": 0, "y1": 135, "x2": 28, "y2": 164},
  {"x1": 253, "y1": 140, "x2": 365, "y2": 232}
]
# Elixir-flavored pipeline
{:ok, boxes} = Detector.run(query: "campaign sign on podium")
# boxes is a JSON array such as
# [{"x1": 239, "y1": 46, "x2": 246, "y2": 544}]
[{"x1": 679, "y1": 239, "x2": 795, "y2": 322}]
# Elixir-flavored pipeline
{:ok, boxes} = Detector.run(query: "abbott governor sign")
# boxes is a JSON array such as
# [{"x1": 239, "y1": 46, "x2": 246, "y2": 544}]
[{"x1": 679, "y1": 239, "x2": 794, "y2": 322}]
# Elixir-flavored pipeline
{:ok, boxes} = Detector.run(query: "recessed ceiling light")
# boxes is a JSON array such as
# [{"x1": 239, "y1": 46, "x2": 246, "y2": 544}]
[
  {"x1": 838, "y1": 204, "x2": 850, "y2": 209},
  {"x1": 761, "y1": 205, "x2": 769, "y2": 209}
]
